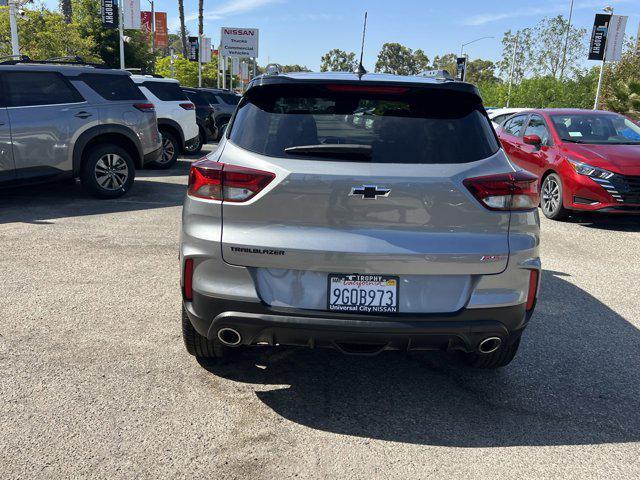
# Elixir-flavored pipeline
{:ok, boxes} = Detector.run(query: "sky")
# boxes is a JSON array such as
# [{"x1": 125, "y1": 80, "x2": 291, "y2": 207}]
[{"x1": 46, "y1": 0, "x2": 640, "y2": 70}]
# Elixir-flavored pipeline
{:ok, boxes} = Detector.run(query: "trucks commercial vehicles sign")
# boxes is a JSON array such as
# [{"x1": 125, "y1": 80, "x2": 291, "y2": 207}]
[{"x1": 220, "y1": 27, "x2": 259, "y2": 58}]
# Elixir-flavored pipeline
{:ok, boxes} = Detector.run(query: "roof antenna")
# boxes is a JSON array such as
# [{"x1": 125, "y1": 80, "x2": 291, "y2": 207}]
[{"x1": 356, "y1": 11, "x2": 368, "y2": 78}]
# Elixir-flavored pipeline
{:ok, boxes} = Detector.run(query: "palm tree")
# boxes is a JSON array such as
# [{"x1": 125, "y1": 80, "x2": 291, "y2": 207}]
[
  {"x1": 178, "y1": 0, "x2": 188, "y2": 57},
  {"x1": 60, "y1": 0, "x2": 72, "y2": 24},
  {"x1": 198, "y1": 0, "x2": 204, "y2": 41}
]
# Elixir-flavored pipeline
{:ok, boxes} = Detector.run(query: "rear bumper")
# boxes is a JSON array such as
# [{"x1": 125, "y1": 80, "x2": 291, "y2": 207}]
[
  {"x1": 142, "y1": 145, "x2": 163, "y2": 166},
  {"x1": 183, "y1": 294, "x2": 531, "y2": 354}
]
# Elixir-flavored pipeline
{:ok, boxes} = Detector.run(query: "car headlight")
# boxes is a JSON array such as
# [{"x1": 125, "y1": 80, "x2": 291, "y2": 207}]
[{"x1": 568, "y1": 159, "x2": 615, "y2": 180}]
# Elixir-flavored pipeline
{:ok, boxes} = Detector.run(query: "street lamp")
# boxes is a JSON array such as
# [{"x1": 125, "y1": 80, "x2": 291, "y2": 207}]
[{"x1": 460, "y1": 36, "x2": 495, "y2": 57}]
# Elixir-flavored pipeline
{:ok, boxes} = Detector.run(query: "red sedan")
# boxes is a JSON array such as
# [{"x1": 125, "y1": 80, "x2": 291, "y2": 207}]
[{"x1": 497, "y1": 108, "x2": 640, "y2": 219}]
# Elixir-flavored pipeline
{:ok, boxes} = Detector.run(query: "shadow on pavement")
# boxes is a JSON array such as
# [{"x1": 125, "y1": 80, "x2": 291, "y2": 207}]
[
  {"x1": 564, "y1": 212, "x2": 640, "y2": 232},
  {"x1": 199, "y1": 270, "x2": 640, "y2": 447},
  {"x1": 0, "y1": 176, "x2": 186, "y2": 224}
]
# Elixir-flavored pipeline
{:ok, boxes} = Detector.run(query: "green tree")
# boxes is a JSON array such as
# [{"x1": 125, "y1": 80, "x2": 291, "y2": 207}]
[
  {"x1": 498, "y1": 28, "x2": 534, "y2": 83},
  {"x1": 0, "y1": 6, "x2": 96, "y2": 60},
  {"x1": 534, "y1": 15, "x2": 586, "y2": 79},
  {"x1": 280, "y1": 64, "x2": 311, "y2": 73},
  {"x1": 375, "y1": 42, "x2": 430, "y2": 75},
  {"x1": 431, "y1": 53, "x2": 457, "y2": 77},
  {"x1": 466, "y1": 59, "x2": 499, "y2": 84},
  {"x1": 155, "y1": 55, "x2": 222, "y2": 87},
  {"x1": 320, "y1": 49, "x2": 357, "y2": 72},
  {"x1": 72, "y1": 0, "x2": 154, "y2": 69}
]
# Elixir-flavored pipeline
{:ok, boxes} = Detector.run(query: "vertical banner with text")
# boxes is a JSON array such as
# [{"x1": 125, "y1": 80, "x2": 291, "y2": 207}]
[
  {"x1": 456, "y1": 57, "x2": 467, "y2": 81},
  {"x1": 154, "y1": 12, "x2": 168, "y2": 48},
  {"x1": 588, "y1": 14, "x2": 611, "y2": 61},
  {"x1": 122, "y1": 0, "x2": 141, "y2": 29},
  {"x1": 101, "y1": 0, "x2": 119, "y2": 29},
  {"x1": 188, "y1": 36, "x2": 199, "y2": 61},
  {"x1": 200, "y1": 37, "x2": 212, "y2": 63},
  {"x1": 605, "y1": 15, "x2": 628, "y2": 61},
  {"x1": 140, "y1": 11, "x2": 153, "y2": 39}
]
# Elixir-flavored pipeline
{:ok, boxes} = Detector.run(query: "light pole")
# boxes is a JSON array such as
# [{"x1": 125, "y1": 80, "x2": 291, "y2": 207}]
[
  {"x1": 118, "y1": 0, "x2": 125, "y2": 69},
  {"x1": 594, "y1": 5, "x2": 614, "y2": 110},
  {"x1": 506, "y1": 33, "x2": 520, "y2": 108},
  {"x1": 460, "y1": 36, "x2": 494, "y2": 57},
  {"x1": 559, "y1": 0, "x2": 575, "y2": 80},
  {"x1": 8, "y1": 0, "x2": 20, "y2": 56}
]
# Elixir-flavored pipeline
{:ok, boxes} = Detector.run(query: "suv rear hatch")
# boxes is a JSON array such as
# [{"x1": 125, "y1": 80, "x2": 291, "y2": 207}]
[{"x1": 213, "y1": 81, "x2": 512, "y2": 312}]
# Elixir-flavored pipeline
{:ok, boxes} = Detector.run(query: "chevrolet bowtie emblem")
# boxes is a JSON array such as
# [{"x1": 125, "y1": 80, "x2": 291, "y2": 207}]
[{"x1": 349, "y1": 185, "x2": 391, "y2": 200}]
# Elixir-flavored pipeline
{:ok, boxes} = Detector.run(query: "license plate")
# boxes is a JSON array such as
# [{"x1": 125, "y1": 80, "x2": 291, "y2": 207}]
[{"x1": 327, "y1": 274, "x2": 399, "y2": 313}]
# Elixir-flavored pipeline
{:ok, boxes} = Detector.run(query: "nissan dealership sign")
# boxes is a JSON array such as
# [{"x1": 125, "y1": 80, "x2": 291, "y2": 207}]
[{"x1": 220, "y1": 27, "x2": 259, "y2": 58}]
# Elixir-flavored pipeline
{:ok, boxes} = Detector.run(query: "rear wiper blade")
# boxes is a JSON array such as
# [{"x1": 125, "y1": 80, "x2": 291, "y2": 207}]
[{"x1": 284, "y1": 144, "x2": 373, "y2": 159}]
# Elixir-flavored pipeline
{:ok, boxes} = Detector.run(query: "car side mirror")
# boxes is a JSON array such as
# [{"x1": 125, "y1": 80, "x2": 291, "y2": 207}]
[{"x1": 523, "y1": 134, "x2": 542, "y2": 146}]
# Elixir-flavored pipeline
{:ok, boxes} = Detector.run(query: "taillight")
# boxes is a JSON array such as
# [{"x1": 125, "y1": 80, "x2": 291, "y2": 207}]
[
  {"x1": 133, "y1": 103, "x2": 155, "y2": 112},
  {"x1": 187, "y1": 160, "x2": 275, "y2": 202},
  {"x1": 180, "y1": 102, "x2": 196, "y2": 110},
  {"x1": 183, "y1": 258, "x2": 194, "y2": 301},
  {"x1": 463, "y1": 171, "x2": 539, "y2": 211},
  {"x1": 526, "y1": 269, "x2": 539, "y2": 311}
]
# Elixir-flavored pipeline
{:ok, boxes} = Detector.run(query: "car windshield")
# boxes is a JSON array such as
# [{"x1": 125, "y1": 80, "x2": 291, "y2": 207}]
[
  {"x1": 550, "y1": 113, "x2": 640, "y2": 145},
  {"x1": 229, "y1": 84, "x2": 499, "y2": 164}
]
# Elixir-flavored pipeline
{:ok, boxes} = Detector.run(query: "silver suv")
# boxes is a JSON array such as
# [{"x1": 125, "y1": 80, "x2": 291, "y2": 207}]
[
  {"x1": 180, "y1": 72, "x2": 541, "y2": 369},
  {"x1": 0, "y1": 61, "x2": 162, "y2": 198}
]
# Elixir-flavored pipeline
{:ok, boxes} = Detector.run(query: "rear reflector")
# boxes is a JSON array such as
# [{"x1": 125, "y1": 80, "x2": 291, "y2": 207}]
[
  {"x1": 183, "y1": 258, "x2": 194, "y2": 301},
  {"x1": 325, "y1": 84, "x2": 408, "y2": 95},
  {"x1": 180, "y1": 102, "x2": 196, "y2": 110},
  {"x1": 526, "y1": 269, "x2": 539, "y2": 311},
  {"x1": 188, "y1": 159, "x2": 275, "y2": 202},
  {"x1": 133, "y1": 103, "x2": 155, "y2": 112},
  {"x1": 463, "y1": 171, "x2": 539, "y2": 211}
]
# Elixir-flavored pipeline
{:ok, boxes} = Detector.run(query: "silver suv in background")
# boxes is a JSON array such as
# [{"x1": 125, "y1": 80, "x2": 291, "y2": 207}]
[
  {"x1": 180, "y1": 72, "x2": 541, "y2": 369},
  {"x1": 0, "y1": 61, "x2": 162, "y2": 198}
]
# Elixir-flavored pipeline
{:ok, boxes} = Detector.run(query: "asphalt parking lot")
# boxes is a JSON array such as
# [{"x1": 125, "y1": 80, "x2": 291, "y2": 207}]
[{"x1": 1, "y1": 144, "x2": 639, "y2": 479}]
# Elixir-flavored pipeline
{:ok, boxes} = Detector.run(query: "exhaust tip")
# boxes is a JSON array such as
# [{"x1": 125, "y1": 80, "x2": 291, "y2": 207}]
[
  {"x1": 217, "y1": 328, "x2": 242, "y2": 346},
  {"x1": 478, "y1": 337, "x2": 502, "y2": 354}
]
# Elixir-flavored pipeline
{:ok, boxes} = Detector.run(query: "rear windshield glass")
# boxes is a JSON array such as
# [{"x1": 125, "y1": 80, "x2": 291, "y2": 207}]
[
  {"x1": 219, "y1": 93, "x2": 241, "y2": 105},
  {"x1": 200, "y1": 91, "x2": 219, "y2": 104},
  {"x1": 184, "y1": 90, "x2": 209, "y2": 106},
  {"x1": 229, "y1": 85, "x2": 498, "y2": 163},
  {"x1": 81, "y1": 74, "x2": 146, "y2": 101},
  {"x1": 142, "y1": 81, "x2": 188, "y2": 101},
  {"x1": 550, "y1": 113, "x2": 640, "y2": 144}
]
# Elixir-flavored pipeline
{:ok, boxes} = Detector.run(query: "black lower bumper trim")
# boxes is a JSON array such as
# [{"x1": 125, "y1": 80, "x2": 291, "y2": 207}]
[
  {"x1": 184, "y1": 295, "x2": 530, "y2": 354},
  {"x1": 142, "y1": 145, "x2": 162, "y2": 165}
]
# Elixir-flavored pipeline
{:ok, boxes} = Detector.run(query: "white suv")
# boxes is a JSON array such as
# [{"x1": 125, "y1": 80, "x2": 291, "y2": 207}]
[{"x1": 131, "y1": 75, "x2": 199, "y2": 168}]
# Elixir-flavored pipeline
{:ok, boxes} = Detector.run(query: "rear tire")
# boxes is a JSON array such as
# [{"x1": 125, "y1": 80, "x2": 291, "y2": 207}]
[
  {"x1": 80, "y1": 144, "x2": 135, "y2": 199},
  {"x1": 149, "y1": 129, "x2": 179, "y2": 169},
  {"x1": 184, "y1": 128, "x2": 205, "y2": 155},
  {"x1": 460, "y1": 337, "x2": 521, "y2": 369},
  {"x1": 540, "y1": 173, "x2": 569, "y2": 220},
  {"x1": 182, "y1": 305, "x2": 228, "y2": 359}
]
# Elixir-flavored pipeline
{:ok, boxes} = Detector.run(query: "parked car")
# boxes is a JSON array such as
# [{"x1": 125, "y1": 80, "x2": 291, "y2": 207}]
[
  {"x1": 181, "y1": 87, "x2": 218, "y2": 154},
  {"x1": 488, "y1": 107, "x2": 530, "y2": 131},
  {"x1": 131, "y1": 75, "x2": 198, "y2": 168},
  {"x1": 497, "y1": 108, "x2": 640, "y2": 219},
  {"x1": 196, "y1": 88, "x2": 241, "y2": 140},
  {"x1": 0, "y1": 61, "x2": 162, "y2": 198},
  {"x1": 180, "y1": 71, "x2": 541, "y2": 369}
]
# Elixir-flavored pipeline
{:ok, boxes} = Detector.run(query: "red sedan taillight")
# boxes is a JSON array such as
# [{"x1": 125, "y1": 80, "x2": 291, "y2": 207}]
[
  {"x1": 188, "y1": 160, "x2": 275, "y2": 202},
  {"x1": 463, "y1": 171, "x2": 539, "y2": 211}
]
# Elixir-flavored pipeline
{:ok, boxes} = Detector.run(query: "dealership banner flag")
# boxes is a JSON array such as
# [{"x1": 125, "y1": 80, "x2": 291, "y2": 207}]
[
  {"x1": 140, "y1": 10, "x2": 152, "y2": 39},
  {"x1": 605, "y1": 15, "x2": 628, "y2": 62},
  {"x1": 101, "y1": 0, "x2": 119, "y2": 29},
  {"x1": 154, "y1": 12, "x2": 168, "y2": 48},
  {"x1": 588, "y1": 14, "x2": 611, "y2": 61},
  {"x1": 188, "y1": 36, "x2": 199, "y2": 61},
  {"x1": 456, "y1": 57, "x2": 467, "y2": 81},
  {"x1": 200, "y1": 37, "x2": 212, "y2": 63},
  {"x1": 122, "y1": 0, "x2": 141, "y2": 29}
]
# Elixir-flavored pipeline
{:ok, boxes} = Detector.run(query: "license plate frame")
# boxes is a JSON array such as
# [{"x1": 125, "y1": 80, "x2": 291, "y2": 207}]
[{"x1": 327, "y1": 273, "x2": 399, "y2": 314}]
